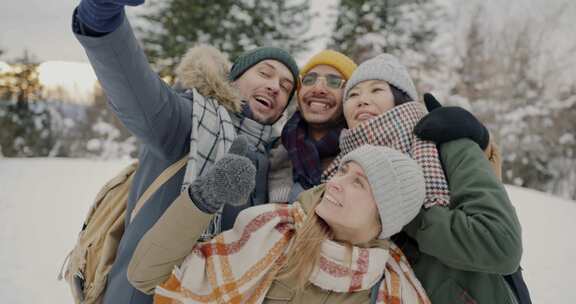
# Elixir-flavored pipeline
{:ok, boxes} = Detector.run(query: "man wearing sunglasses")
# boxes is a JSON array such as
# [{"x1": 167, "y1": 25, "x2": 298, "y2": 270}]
[
  {"x1": 267, "y1": 50, "x2": 358, "y2": 204},
  {"x1": 217, "y1": 50, "x2": 357, "y2": 233}
]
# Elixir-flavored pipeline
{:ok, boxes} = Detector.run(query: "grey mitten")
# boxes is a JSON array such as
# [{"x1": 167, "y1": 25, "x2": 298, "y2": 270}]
[
  {"x1": 188, "y1": 154, "x2": 256, "y2": 214},
  {"x1": 227, "y1": 135, "x2": 269, "y2": 205},
  {"x1": 228, "y1": 135, "x2": 251, "y2": 157}
]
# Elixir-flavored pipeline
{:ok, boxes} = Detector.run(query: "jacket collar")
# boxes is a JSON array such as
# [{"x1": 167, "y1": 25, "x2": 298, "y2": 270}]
[{"x1": 175, "y1": 45, "x2": 243, "y2": 113}]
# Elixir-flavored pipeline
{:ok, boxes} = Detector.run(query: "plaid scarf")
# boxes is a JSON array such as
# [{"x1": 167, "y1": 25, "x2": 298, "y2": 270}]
[
  {"x1": 323, "y1": 102, "x2": 450, "y2": 208},
  {"x1": 154, "y1": 196, "x2": 430, "y2": 304},
  {"x1": 281, "y1": 111, "x2": 344, "y2": 189},
  {"x1": 181, "y1": 89, "x2": 276, "y2": 239}
]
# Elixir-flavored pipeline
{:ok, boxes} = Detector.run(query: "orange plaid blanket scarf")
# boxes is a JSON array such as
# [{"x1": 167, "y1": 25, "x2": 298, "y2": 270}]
[{"x1": 154, "y1": 202, "x2": 430, "y2": 304}]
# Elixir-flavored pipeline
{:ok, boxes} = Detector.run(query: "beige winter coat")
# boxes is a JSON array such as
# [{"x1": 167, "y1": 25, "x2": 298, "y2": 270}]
[{"x1": 128, "y1": 186, "x2": 374, "y2": 303}]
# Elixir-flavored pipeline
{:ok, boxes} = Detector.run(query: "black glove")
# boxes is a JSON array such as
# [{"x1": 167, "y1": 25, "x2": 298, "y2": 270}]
[
  {"x1": 414, "y1": 93, "x2": 490, "y2": 150},
  {"x1": 188, "y1": 154, "x2": 256, "y2": 214}
]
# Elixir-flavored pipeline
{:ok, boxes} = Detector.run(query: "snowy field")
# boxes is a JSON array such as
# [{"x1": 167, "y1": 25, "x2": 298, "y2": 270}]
[{"x1": 1, "y1": 158, "x2": 575, "y2": 303}]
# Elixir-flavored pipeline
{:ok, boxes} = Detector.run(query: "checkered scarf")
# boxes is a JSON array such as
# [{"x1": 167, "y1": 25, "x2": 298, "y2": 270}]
[
  {"x1": 281, "y1": 111, "x2": 344, "y2": 189},
  {"x1": 181, "y1": 89, "x2": 277, "y2": 239},
  {"x1": 323, "y1": 102, "x2": 450, "y2": 208},
  {"x1": 154, "y1": 199, "x2": 430, "y2": 304}
]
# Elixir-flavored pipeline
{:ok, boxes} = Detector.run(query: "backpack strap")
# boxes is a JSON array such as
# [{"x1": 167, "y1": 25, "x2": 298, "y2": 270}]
[
  {"x1": 504, "y1": 266, "x2": 532, "y2": 304},
  {"x1": 129, "y1": 156, "x2": 188, "y2": 222}
]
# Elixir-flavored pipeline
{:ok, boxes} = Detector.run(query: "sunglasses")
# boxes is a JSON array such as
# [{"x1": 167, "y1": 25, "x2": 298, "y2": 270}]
[{"x1": 301, "y1": 72, "x2": 345, "y2": 89}]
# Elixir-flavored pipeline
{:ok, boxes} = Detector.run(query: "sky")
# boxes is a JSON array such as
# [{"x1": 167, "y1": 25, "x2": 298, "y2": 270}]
[
  {"x1": 0, "y1": 1, "x2": 337, "y2": 102},
  {"x1": 0, "y1": 0, "x2": 87, "y2": 62},
  {"x1": 2, "y1": 0, "x2": 575, "y2": 63},
  {"x1": 1, "y1": 0, "x2": 574, "y2": 102},
  {"x1": 0, "y1": 0, "x2": 160, "y2": 63},
  {"x1": 0, "y1": 0, "x2": 336, "y2": 64}
]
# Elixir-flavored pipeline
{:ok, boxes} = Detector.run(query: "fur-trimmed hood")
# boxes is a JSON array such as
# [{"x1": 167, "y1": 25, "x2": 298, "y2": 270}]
[{"x1": 175, "y1": 45, "x2": 242, "y2": 113}]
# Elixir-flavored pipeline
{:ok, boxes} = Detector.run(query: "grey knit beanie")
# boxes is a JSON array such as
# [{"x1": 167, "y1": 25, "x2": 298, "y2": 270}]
[
  {"x1": 229, "y1": 47, "x2": 299, "y2": 102},
  {"x1": 343, "y1": 54, "x2": 418, "y2": 102},
  {"x1": 340, "y1": 145, "x2": 425, "y2": 239}
]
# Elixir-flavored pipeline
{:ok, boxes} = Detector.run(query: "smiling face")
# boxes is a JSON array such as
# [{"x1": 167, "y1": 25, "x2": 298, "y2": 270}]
[
  {"x1": 233, "y1": 60, "x2": 295, "y2": 124},
  {"x1": 343, "y1": 80, "x2": 396, "y2": 129},
  {"x1": 315, "y1": 161, "x2": 381, "y2": 245},
  {"x1": 297, "y1": 65, "x2": 345, "y2": 127}
]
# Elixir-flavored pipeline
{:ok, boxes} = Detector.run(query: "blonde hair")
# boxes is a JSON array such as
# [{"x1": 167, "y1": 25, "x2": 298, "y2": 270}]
[
  {"x1": 278, "y1": 202, "x2": 332, "y2": 291},
  {"x1": 278, "y1": 199, "x2": 386, "y2": 291}
]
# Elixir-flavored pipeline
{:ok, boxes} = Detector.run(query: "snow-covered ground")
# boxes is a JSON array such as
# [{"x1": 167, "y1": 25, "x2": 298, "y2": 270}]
[{"x1": 1, "y1": 158, "x2": 575, "y2": 303}]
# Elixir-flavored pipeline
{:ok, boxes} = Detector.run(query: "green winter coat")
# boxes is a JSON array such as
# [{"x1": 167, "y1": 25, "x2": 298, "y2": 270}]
[{"x1": 403, "y1": 139, "x2": 523, "y2": 303}]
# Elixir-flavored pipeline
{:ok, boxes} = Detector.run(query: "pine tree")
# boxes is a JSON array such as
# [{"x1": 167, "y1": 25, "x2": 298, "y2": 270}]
[
  {"x1": 0, "y1": 51, "x2": 54, "y2": 157},
  {"x1": 451, "y1": 6, "x2": 497, "y2": 102},
  {"x1": 328, "y1": 0, "x2": 444, "y2": 65},
  {"x1": 138, "y1": 0, "x2": 314, "y2": 82},
  {"x1": 84, "y1": 83, "x2": 138, "y2": 158},
  {"x1": 0, "y1": 51, "x2": 43, "y2": 104},
  {"x1": 446, "y1": 1, "x2": 576, "y2": 200},
  {"x1": 327, "y1": 0, "x2": 446, "y2": 93}
]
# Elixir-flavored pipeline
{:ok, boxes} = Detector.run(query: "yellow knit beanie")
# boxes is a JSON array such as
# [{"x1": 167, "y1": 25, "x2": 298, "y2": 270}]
[{"x1": 300, "y1": 50, "x2": 357, "y2": 80}]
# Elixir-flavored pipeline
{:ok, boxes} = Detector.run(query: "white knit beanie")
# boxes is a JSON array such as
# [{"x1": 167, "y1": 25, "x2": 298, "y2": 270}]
[
  {"x1": 340, "y1": 145, "x2": 425, "y2": 239},
  {"x1": 343, "y1": 54, "x2": 418, "y2": 102}
]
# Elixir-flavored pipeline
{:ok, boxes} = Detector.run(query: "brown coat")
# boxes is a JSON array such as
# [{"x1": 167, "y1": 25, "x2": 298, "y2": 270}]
[{"x1": 128, "y1": 187, "x2": 374, "y2": 303}]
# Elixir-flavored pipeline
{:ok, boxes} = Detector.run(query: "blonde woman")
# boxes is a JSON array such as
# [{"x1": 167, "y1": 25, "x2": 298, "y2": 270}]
[
  {"x1": 323, "y1": 53, "x2": 523, "y2": 304},
  {"x1": 128, "y1": 145, "x2": 430, "y2": 303}
]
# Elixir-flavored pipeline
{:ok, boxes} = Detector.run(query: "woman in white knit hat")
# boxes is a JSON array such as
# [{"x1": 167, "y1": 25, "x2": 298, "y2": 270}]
[
  {"x1": 323, "y1": 53, "x2": 451, "y2": 209},
  {"x1": 322, "y1": 54, "x2": 523, "y2": 304},
  {"x1": 128, "y1": 145, "x2": 431, "y2": 303}
]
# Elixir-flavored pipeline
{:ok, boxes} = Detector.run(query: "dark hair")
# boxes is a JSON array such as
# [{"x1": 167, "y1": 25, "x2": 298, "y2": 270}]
[{"x1": 390, "y1": 85, "x2": 412, "y2": 106}]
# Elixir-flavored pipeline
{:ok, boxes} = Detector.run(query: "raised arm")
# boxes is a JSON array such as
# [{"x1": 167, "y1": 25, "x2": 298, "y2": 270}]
[
  {"x1": 405, "y1": 139, "x2": 522, "y2": 274},
  {"x1": 73, "y1": 2, "x2": 191, "y2": 158}
]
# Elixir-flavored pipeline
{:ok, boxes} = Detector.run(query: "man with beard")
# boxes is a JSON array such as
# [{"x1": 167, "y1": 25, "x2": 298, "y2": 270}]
[
  {"x1": 70, "y1": 0, "x2": 299, "y2": 303},
  {"x1": 219, "y1": 50, "x2": 357, "y2": 230},
  {"x1": 267, "y1": 50, "x2": 358, "y2": 204}
]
